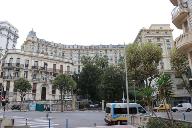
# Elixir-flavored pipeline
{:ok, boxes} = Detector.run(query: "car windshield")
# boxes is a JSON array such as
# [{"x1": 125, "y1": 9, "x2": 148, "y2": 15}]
[
  {"x1": 177, "y1": 104, "x2": 183, "y2": 107},
  {"x1": 138, "y1": 107, "x2": 146, "y2": 114}
]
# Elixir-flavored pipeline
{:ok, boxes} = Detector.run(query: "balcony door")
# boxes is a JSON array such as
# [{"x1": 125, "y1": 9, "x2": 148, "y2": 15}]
[{"x1": 41, "y1": 87, "x2": 46, "y2": 101}]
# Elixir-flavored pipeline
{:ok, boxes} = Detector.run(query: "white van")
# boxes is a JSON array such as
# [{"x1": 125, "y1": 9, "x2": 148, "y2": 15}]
[
  {"x1": 171, "y1": 103, "x2": 192, "y2": 112},
  {"x1": 104, "y1": 103, "x2": 147, "y2": 125}
]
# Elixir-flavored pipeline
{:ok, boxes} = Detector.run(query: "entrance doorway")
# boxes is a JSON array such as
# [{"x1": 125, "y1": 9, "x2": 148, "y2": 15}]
[{"x1": 41, "y1": 87, "x2": 46, "y2": 100}]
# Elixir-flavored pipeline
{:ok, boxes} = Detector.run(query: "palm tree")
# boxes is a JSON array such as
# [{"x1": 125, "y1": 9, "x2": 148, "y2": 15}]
[
  {"x1": 139, "y1": 86, "x2": 154, "y2": 111},
  {"x1": 156, "y1": 74, "x2": 173, "y2": 120},
  {"x1": 52, "y1": 74, "x2": 76, "y2": 112}
]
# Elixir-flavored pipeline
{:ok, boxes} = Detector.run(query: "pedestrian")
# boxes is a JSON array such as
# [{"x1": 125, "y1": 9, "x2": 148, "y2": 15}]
[
  {"x1": 5, "y1": 98, "x2": 9, "y2": 111},
  {"x1": 2, "y1": 98, "x2": 6, "y2": 111}
]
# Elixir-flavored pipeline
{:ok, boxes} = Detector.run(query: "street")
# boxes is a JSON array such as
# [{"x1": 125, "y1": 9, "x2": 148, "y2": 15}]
[
  {"x1": 0, "y1": 110, "x2": 106, "y2": 128},
  {"x1": 0, "y1": 110, "x2": 192, "y2": 128},
  {"x1": 155, "y1": 112, "x2": 192, "y2": 122}
]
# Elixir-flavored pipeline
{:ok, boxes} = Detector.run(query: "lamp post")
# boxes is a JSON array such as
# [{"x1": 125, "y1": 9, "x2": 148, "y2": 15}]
[{"x1": 124, "y1": 43, "x2": 129, "y2": 125}]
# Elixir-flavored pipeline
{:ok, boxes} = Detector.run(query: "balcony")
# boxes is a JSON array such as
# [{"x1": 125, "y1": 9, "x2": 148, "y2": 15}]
[
  {"x1": 39, "y1": 66, "x2": 46, "y2": 71},
  {"x1": 2, "y1": 63, "x2": 24, "y2": 69},
  {"x1": 2, "y1": 63, "x2": 14, "y2": 69},
  {"x1": 170, "y1": 0, "x2": 178, "y2": 6},
  {"x1": 31, "y1": 66, "x2": 38, "y2": 70},
  {"x1": 3, "y1": 76, "x2": 20, "y2": 80},
  {"x1": 175, "y1": 33, "x2": 192, "y2": 51},
  {"x1": 172, "y1": 6, "x2": 188, "y2": 29}
]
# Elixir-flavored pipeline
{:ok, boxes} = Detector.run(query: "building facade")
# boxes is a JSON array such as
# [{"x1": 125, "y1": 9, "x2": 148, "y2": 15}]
[
  {"x1": 21, "y1": 30, "x2": 124, "y2": 74},
  {"x1": 134, "y1": 24, "x2": 173, "y2": 71},
  {"x1": 0, "y1": 29, "x2": 124, "y2": 102},
  {"x1": 0, "y1": 21, "x2": 19, "y2": 57},
  {"x1": 170, "y1": 0, "x2": 192, "y2": 103},
  {"x1": 1, "y1": 49, "x2": 74, "y2": 102},
  {"x1": 171, "y1": 0, "x2": 192, "y2": 70},
  {"x1": 134, "y1": 24, "x2": 190, "y2": 104}
]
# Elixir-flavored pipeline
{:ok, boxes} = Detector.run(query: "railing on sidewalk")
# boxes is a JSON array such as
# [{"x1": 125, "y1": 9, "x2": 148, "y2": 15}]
[{"x1": 128, "y1": 114, "x2": 151, "y2": 128}]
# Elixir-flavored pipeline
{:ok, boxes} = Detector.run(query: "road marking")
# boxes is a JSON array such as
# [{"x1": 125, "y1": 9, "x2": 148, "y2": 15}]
[{"x1": 14, "y1": 117, "x2": 59, "y2": 128}]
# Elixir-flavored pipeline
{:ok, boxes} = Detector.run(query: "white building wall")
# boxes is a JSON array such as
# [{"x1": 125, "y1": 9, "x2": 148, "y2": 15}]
[
  {"x1": 0, "y1": 21, "x2": 18, "y2": 50},
  {"x1": 1, "y1": 50, "x2": 74, "y2": 102}
]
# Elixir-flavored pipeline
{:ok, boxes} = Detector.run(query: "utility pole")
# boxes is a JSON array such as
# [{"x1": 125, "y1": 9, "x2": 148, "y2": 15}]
[{"x1": 124, "y1": 43, "x2": 129, "y2": 125}]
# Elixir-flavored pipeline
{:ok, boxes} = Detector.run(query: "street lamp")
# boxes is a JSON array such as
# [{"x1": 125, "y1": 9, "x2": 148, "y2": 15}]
[{"x1": 124, "y1": 43, "x2": 129, "y2": 125}]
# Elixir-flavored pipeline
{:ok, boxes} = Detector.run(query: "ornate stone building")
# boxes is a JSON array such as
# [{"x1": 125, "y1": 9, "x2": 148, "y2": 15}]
[
  {"x1": 0, "y1": 29, "x2": 124, "y2": 102},
  {"x1": 134, "y1": 24, "x2": 173, "y2": 72},
  {"x1": 21, "y1": 30, "x2": 124, "y2": 74},
  {"x1": 0, "y1": 21, "x2": 19, "y2": 57},
  {"x1": 1, "y1": 48, "x2": 74, "y2": 102},
  {"x1": 134, "y1": 24, "x2": 191, "y2": 104}
]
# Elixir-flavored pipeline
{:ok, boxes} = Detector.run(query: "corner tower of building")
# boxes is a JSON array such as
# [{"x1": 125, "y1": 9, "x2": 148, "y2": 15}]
[{"x1": 0, "y1": 21, "x2": 19, "y2": 51}]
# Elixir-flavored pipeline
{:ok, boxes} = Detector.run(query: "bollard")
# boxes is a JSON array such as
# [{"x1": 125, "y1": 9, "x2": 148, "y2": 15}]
[
  {"x1": 46, "y1": 112, "x2": 49, "y2": 119},
  {"x1": 26, "y1": 118, "x2": 27, "y2": 126},
  {"x1": 94, "y1": 123, "x2": 96, "y2": 127},
  {"x1": 12, "y1": 119, "x2": 14, "y2": 126},
  {"x1": 182, "y1": 112, "x2": 186, "y2": 120},
  {"x1": 49, "y1": 118, "x2": 51, "y2": 128},
  {"x1": 66, "y1": 119, "x2": 68, "y2": 128}
]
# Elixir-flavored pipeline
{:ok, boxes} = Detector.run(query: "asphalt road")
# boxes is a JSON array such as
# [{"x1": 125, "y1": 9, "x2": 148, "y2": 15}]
[
  {"x1": 0, "y1": 110, "x2": 106, "y2": 128},
  {"x1": 155, "y1": 111, "x2": 192, "y2": 122}
]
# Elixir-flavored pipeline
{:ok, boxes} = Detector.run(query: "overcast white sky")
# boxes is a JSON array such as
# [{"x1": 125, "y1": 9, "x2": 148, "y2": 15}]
[{"x1": 0, "y1": 0, "x2": 182, "y2": 48}]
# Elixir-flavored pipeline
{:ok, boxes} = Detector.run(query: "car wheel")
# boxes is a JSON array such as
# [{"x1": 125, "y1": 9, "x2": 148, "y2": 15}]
[
  {"x1": 186, "y1": 108, "x2": 191, "y2": 112},
  {"x1": 172, "y1": 109, "x2": 177, "y2": 112}
]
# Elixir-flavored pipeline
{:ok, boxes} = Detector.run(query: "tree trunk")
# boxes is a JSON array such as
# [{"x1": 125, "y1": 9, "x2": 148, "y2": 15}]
[
  {"x1": 20, "y1": 95, "x2": 23, "y2": 112},
  {"x1": 61, "y1": 89, "x2": 64, "y2": 112}
]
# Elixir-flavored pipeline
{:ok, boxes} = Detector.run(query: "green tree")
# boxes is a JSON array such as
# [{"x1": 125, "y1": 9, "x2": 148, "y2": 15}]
[
  {"x1": 14, "y1": 78, "x2": 32, "y2": 102},
  {"x1": 52, "y1": 74, "x2": 76, "y2": 112},
  {"x1": 170, "y1": 48, "x2": 192, "y2": 95},
  {"x1": 78, "y1": 55, "x2": 109, "y2": 102},
  {"x1": 102, "y1": 65, "x2": 125, "y2": 102},
  {"x1": 126, "y1": 43, "x2": 162, "y2": 87},
  {"x1": 79, "y1": 64, "x2": 101, "y2": 101},
  {"x1": 126, "y1": 42, "x2": 162, "y2": 109},
  {"x1": 156, "y1": 74, "x2": 173, "y2": 119},
  {"x1": 156, "y1": 74, "x2": 173, "y2": 103},
  {"x1": 139, "y1": 86, "x2": 154, "y2": 111}
]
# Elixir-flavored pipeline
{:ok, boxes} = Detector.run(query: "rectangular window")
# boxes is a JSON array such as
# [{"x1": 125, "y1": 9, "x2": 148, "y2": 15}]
[
  {"x1": 34, "y1": 61, "x2": 38, "y2": 66},
  {"x1": 6, "y1": 81, "x2": 10, "y2": 91},
  {"x1": 44, "y1": 62, "x2": 48, "y2": 70},
  {"x1": 113, "y1": 107, "x2": 137, "y2": 114},
  {"x1": 32, "y1": 83, "x2": 37, "y2": 94},
  {"x1": 148, "y1": 39, "x2": 152, "y2": 42},
  {"x1": 67, "y1": 66, "x2": 70, "y2": 73},
  {"x1": 105, "y1": 107, "x2": 111, "y2": 113},
  {"x1": 9, "y1": 58, "x2": 13, "y2": 63},
  {"x1": 52, "y1": 86, "x2": 56, "y2": 95},
  {"x1": 15, "y1": 72, "x2": 19, "y2": 78},
  {"x1": 25, "y1": 60, "x2": 29, "y2": 68},
  {"x1": 53, "y1": 64, "x2": 56, "y2": 72},
  {"x1": 16, "y1": 58, "x2": 20, "y2": 64},
  {"x1": 24, "y1": 71, "x2": 28, "y2": 78},
  {"x1": 157, "y1": 37, "x2": 160, "y2": 42},
  {"x1": 33, "y1": 74, "x2": 37, "y2": 79},
  {"x1": 60, "y1": 65, "x2": 63, "y2": 74}
]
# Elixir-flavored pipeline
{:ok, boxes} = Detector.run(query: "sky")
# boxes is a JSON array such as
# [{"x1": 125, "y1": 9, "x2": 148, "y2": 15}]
[{"x1": 0, "y1": 0, "x2": 182, "y2": 49}]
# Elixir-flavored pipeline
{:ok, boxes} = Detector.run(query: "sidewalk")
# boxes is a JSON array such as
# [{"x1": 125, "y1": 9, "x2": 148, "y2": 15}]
[{"x1": 76, "y1": 125, "x2": 136, "y2": 128}]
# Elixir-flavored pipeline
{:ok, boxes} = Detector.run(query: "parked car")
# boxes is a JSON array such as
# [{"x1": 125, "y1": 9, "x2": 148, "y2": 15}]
[
  {"x1": 153, "y1": 103, "x2": 171, "y2": 112},
  {"x1": 11, "y1": 104, "x2": 21, "y2": 110},
  {"x1": 171, "y1": 103, "x2": 192, "y2": 112}
]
